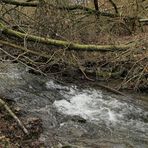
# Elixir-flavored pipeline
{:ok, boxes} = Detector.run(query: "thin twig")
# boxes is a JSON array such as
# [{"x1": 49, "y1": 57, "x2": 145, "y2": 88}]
[
  {"x1": 72, "y1": 53, "x2": 94, "y2": 81},
  {"x1": 0, "y1": 47, "x2": 46, "y2": 76}
]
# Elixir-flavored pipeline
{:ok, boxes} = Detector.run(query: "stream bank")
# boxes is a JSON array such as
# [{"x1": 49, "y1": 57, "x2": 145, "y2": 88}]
[{"x1": 0, "y1": 62, "x2": 148, "y2": 148}]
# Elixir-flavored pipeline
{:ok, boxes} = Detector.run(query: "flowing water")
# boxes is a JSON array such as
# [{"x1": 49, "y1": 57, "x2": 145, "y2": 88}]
[
  {"x1": 53, "y1": 85, "x2": 148, "y2": 136},
  {"x1": 0, "y1": 63, "x2": 148, "y2": 147},
  {"x1": 48, "y1": 81, "x2": 148, "y2": 147}
]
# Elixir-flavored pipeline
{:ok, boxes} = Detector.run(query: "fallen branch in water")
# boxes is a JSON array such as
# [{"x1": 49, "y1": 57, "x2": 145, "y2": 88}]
[
  {"x1": 95, "y1": 83, "x2": 128, "y2": 96},
  {"x1": 0, "y1": 22, "x2": 133, "y2": 52},
  {"x1": 88, "y1": 82, "x2": 128, "y2": 97},
  {"x1": 0, "y1": 97, "x2": 29, "y2": 135}
]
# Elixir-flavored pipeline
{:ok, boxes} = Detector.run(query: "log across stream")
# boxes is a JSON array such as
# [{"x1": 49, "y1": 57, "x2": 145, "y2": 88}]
[{"x1": 0, "y1": 62, "x2": 148, "y2": 147}]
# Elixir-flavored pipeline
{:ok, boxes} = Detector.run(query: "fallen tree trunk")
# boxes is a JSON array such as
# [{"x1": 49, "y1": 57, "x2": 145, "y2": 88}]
[
  {"x1": 0, "y1": 23, "x2": 133, "y2": 52},
  {"x1": 2, "y1": 0, "x2": 148, "y2": 24},
  {"x1": 1, "y1": 0, "x2": 116, "y2": 17},
  {"x1": 1, "y1": 0, "x2": 145, "y2": 20},
  {"x1": 1, "y1": 0, "x2": 38, "y2": 7}
]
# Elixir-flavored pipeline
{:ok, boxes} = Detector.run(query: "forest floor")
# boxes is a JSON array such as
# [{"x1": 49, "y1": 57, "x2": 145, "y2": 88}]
[{"x1": 0, "y1": 99, "x2": 44, "y2": 148}]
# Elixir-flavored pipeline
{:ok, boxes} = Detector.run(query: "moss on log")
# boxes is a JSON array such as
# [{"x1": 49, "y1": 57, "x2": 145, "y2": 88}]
[
  {"x1": 1, "y1": 0, "x2": 38, "y2": 7},
  {"x1": 2, "y1": 0, "x2": 146, "y2": 20},
  {"x1": 0, "y1": 0, "x2": 121, "y2": 18},
  {"x1": 0, "y1": 22, "x2": 133, "y2": 52}
]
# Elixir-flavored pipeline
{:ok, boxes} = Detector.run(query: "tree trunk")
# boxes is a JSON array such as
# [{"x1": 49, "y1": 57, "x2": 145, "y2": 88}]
[
  {"x1": 0, "y1": 23, "x2": 133, "y2": 52},
  {"x1": 94, "y1": 0, "x2": 99, "y2": 11}
]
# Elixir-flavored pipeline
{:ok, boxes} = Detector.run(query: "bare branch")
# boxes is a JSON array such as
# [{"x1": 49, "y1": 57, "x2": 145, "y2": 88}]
[{"x1": 108, "y1": 0, "x2": 118, "y2": 14}]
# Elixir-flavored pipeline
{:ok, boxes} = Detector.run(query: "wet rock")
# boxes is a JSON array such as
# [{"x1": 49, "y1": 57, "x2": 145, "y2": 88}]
[{"x1": 70, "y1": 115, "x2": 87, "y2": 123}]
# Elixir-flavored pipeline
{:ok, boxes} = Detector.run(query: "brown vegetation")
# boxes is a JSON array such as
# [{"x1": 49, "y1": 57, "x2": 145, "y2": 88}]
[
  {"x1": 0, "y1": 0, "x2": 148, "y2": 91},
  {"x1": 0, "y1": 104, "x2": 44, "y2": 148}
]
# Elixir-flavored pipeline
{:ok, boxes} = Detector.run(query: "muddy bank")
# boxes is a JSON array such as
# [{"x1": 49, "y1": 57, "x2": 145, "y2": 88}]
[{"x1": 0, "y1": 62, "x2": 148, "y2": 148}]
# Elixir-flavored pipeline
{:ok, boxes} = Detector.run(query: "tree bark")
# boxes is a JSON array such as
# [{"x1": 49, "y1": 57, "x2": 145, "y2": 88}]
[{"x1": 94, "y1": 0, "x2": 99, "y2": 11}]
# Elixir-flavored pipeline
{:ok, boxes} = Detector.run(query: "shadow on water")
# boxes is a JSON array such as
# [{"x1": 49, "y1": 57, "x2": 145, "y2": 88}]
[{"x1": 0, "y1": 62, "x2": 148, "y2": 148}]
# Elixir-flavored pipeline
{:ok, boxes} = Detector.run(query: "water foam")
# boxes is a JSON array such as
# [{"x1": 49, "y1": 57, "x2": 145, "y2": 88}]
[{"x1": 46, "y1": 80, "x2": 148, "y2": 138}]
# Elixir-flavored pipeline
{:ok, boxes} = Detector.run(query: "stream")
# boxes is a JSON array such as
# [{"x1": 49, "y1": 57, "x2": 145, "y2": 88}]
[{"x1": 0, "y1": 62, "x2": 148, "y2": 148}]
